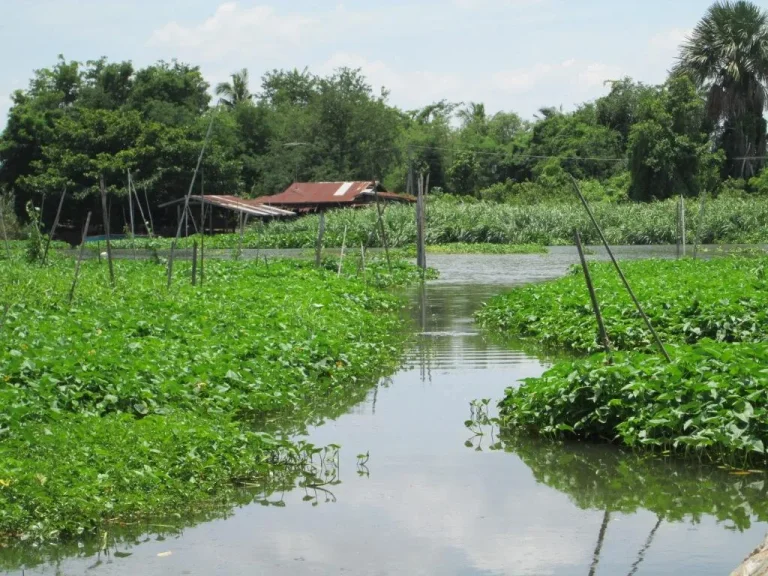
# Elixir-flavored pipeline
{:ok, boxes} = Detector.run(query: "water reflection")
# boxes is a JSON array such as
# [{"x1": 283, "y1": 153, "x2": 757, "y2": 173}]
[{"x1": 4, "y1": 250, "x2": 768, "y2": 575}]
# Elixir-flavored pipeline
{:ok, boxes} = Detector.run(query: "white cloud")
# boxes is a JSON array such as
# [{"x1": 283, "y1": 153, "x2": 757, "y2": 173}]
[
  {"x1": 454, "y1": 0, "x2": 543, "y2": 9},
  {"x1": 148, "y1": 2, "x2": 313, "y2": 63},
  {"x1": 492, "y1": 59, "x2": 622, "y2": 95},
  {"x1": 319, "y1": 52, "x2": 464, "y2": 108}
]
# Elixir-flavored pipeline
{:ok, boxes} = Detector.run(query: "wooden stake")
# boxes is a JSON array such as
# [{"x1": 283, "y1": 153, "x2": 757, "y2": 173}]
[
  {"x1": 127, "y1": 171, "x2": 136, "y2": 260},
  {"x1": 42, "y1": 187, "x2": 66, "y2": 265},
  {"x1": 374, "y1": 185, "x2": 392, "y2": 273},
  {"x1": 315, "y1": 212, "x2": 325, "y2": 267},
  {"x1": 360, "y1": 243, "x2": 366, "y2": 283},
  {"x1": 693, "y1": 190, "x2": 707, "y2": 260},
  {"x1": 575, "y1": 230, "x2": 610, "y2": 352},
  {"x1": 263, "y1": 254, "x2": 269, "y2": 271},
  {"x1": 680, "y1": 195, "x2": 686, "y2": 257},
  {"x1": 99, "y1": 174, "x2": 115, "y2": 286},
  {"x1": 191, "y1": 241, "x2": 198, "y2": 286},
  {"x1": 68, "y1": 212, "x2": 92, "y2": 303},
  {"x1": 200, "y1": 167, "x2": 205, "y2": 286},
  {"x1": 422, "y1": 173, "x2": 429, "y2": 270},
  {"x1": 568, "y1": 176, "x2": 671, "y2": 362},
  {"x1": 337, "y1": 226, "x2": 348, "y2": 276},
  {"x1": 130, "y1": 176, "x2": 149, "y2": 237},
  {"x1": 0, "y1": 200, "x2": 10, "y2": 259}
]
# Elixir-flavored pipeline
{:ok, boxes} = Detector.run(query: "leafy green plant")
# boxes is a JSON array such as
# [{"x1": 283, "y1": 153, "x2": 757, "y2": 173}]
[
  {"x1": 0, "y1": 255, "x2": 425, "y2": 542},
  {"x1": 477, "y1": 257, "x2": 768, "y2": 353}
]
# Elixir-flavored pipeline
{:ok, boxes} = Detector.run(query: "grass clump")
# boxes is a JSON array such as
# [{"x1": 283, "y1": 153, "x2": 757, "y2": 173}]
[
  {"x1": 477, "y1": 257, "x2": 768, "y2": 353},
  {"x1": 0, "y1": 256, "x2": 417, "y2": 542}
]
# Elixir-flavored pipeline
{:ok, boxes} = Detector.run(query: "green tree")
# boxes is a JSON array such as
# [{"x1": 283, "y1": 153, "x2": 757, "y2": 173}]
[
  {"x1": 215, "y1": 68, "x2": 254, "y2": 108},
  {"x1": 628, "y1": 75, "x2": 723, "y2": 201},
  {"x1": 675, "y1": 0, "x2": 768, "y2": 178}
]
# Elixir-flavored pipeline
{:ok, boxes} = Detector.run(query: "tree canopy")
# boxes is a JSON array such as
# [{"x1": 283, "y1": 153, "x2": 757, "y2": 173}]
[{"x1": 1, "y1": 1, "x2": 768, "y2": 229}]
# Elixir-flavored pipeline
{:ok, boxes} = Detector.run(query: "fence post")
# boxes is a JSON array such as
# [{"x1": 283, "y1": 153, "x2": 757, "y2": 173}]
[
  {"x1": 338, "y1": 225, "x2": 347, "y2": 276},
  {"x1": 191, "y1": 241, "x2": 198, "y2": 286}
]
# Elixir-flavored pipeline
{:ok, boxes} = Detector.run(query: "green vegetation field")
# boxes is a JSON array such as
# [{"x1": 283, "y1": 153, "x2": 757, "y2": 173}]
[
  {"x1": 0, "y1": 253, "x2": 422, "y2": 542},
  {"x1": 107, "y1": 196, "x2": 768, "y2": 252},
  {"x1": 478, "y1": 256, "x2": 768, "y2": 466}
]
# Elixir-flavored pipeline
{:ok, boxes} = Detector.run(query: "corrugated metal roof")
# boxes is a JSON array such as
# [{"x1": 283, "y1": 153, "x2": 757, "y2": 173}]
[
  {"x1": 253, "y1": 181, "x2": 414, "y2": 206},
  {"x1": 159, "y1": 195, "x2": 295, "y2": 218}
]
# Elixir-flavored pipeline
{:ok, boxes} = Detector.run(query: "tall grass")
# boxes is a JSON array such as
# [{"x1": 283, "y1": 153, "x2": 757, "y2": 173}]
[{"x1": 109, "y1": 196, "x2": 768, "y2": 250}]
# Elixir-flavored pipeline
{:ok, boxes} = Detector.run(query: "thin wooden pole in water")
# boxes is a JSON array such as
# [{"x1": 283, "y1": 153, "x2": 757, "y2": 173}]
[
  {"x1": 142, "y1": 185, "x2": 155, "y2": 236},
  {"x1": 42, "y1": 187, "x2": 66, "y2": 265},
  {"x1": 416, "y1": 174, "x2": 424, "y2": 270},
  {"x1": 68, "y1": 211, "x2": 92, "y2": 303},
  {"x1": 693, "y1": 190, "x2": 707, "y2": 261},
  {"x1": 422, "y1": 173, "x2": 429, "y2": 270},
  {"x1": 315, "y1": 212, "x2": 325, "y2": 267},
  {"x1": 569, "y1": 176, "x2": 671, "y2": 363},
  {"x1": 0, "y1": 200, "x2": 10, "y2": 259},
  {"x1": 574, "y1": 230, "x2": 611, "y2": 353},
  {"x1": 338, "y1": 225, "x2": 347, "y2": 276},
  {"x1": 374, "y1": 185, "x2": 392, "y2": 274},
  {"x1": 588, "y1": 511, "x2": 611, "y2": 576},
  {"x1": 127, "y1": 171, "x2": 136, "y2": 260},
  {"x1": 200, "y1": 167, "x2": 205, "y2": 286},
  {"x1": 99, "y1": 174, "x2": 115, "y2": 286},
  {"x1": 360, "y1": 243, "x2": 366, "y2": 283},
  {"x1": 680, "y1": 195, "x2": 686, "y2": 257},
  {"x1": 191, "y1": 241, "x2": 198, "y2": 286}
]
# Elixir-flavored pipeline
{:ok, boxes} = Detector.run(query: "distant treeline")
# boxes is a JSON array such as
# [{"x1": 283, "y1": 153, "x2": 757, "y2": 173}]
[{"x1": 1, "y1": 1, "x2": 767, "y2": 231}]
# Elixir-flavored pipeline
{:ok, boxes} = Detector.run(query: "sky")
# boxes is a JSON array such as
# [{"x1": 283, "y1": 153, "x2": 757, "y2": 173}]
[{"x1": 0, "y1": 0, "x2": 719, "y2": 128}]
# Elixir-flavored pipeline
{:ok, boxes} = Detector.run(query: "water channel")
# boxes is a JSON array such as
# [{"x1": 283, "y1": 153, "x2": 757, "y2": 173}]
[{"x1": 4, "y1": 246, "x2": 767, "y2": 575}]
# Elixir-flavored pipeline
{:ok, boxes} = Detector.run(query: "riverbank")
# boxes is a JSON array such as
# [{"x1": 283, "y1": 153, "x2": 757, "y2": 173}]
[{"x1": 0, "y1": 255, "x2": 420, "y2": 542}]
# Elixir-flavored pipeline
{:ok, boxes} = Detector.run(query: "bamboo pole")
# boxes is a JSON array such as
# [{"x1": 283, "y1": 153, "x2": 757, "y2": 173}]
[
  {"x1": 200, "y1": 168, "x2": 205, "y2": 286},
  {"x1": 0, "y1": 200, "x2": 10, "y2": 259},
  {"x1": 680, "y1": 195, "x2": 686, "y2": 257},
  {"x1": 167, "y1": 109, "x2": 216, "y2": 288},
  {"x1": 568, "y1": 176, "x2": 671, "y2": 362},
  {"x1": 374, "y1": 186, "x2": 392, "y2": 273},
  {"x1": 416, "y1": 174, "x2": 424, "y2": 269},
  {"x1": 338, "y1": 225, "x2": 347, "y2": 276},
  {"x1": 127, "y1": 171, "x2": 136, "y2": 260},
  {"x1": 360, "y1": 243, "x2": 366, "y2": 283},
  {"x1": 315, "y1": 212, "x2": 325, "y2": 267},
  {"x1": 693, "y1": 190, "x2": 707, "y2": 260},
  {"x1": 130, "y1": 176, "x2": 149, "y2": 237},
  {"x1": 574, "y1": 230, "x2": 610, "y2": 352},
  {"x1": 191, "y1": 241, "x2": 198, "y2": 286},
  {"x1": 68, "y1": 212, "x2": 92, "y2": 303},
  {"x1": 99, "y1": 174, "x2": 115, "y2": 286},
  {"x1": 676, "y1": 199, "x2": 681, "y2": 259},
  {"x1": 143, "y1": 185, "x2": 155, "y2": 236},
  {"x1": 42, "y1": 187, "x2": 66, "y2": 265},
  {"x1": 422, "y1": 173, "x2": 429, "y2": 270}
]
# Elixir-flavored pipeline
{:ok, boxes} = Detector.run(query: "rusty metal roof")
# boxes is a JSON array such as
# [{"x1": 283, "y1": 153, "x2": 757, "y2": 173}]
[
  {"x1": 253, "y1": 181, "x2": 414, "y2": 206},
  {"x1": 159, "y1": 195, "x2": 295, "y2": 218}
]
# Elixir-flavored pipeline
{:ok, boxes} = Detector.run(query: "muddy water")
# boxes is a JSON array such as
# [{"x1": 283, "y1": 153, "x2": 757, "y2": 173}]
[{"x1": 6, "y1": 247, "x2": 768, "y2": 575}]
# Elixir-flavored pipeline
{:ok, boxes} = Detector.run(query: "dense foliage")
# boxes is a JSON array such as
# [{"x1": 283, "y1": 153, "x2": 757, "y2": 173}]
[
  {"x1": 1, "y1": 1, "x2": 768, "y2": 234},
  {"x1": 477, "y1": 257, "x2": 768, "y2": 353},
  {"x1": 500, "y1": 341, "x2": 768, "y2": 465},
  {"x1": 0, "y1": 256, "x2": 415, "y2": 541}
]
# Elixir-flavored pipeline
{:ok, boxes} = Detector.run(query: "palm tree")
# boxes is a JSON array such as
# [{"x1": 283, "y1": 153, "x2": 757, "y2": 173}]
[
  {"x1": 675, "y1": 1, "x2": 768, "y2": 178},
  {"x1": 215, "y1": 68, "x2": 253, "y2": 107}
]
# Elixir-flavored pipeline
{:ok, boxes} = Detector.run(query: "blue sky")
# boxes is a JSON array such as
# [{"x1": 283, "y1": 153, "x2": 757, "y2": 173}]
[{"x1": 0, "y1": 0, "x2": 719, "y2": 126}]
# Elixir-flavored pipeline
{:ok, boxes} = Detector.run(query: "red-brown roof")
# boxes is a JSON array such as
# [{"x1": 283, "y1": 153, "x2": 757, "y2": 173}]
[{"x1": 253, "y1": 181, "x2": 414, "y2": 206}]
